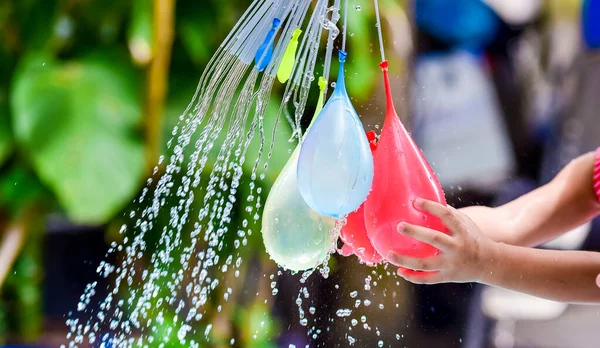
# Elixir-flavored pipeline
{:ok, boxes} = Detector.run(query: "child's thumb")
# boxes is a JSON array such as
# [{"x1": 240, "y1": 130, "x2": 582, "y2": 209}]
[{"x1": 596, "y1": 273, "x2": 600, "y2": 288}]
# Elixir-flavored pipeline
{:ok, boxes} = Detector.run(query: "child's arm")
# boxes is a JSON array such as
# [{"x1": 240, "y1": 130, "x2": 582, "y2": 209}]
[
  {"x1": 459, "y1": 151, "x2": 600, "y2": 247},
  {"x1": 388, "y1": 199, "x2": 600, "y2": 303},
  {"x1": 484, "y1": 241, "x2": 600, "y2": 303}
]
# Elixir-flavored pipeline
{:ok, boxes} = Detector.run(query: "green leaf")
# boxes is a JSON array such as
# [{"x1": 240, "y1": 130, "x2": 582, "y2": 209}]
[
  {"x1": 346, "y1": 6, "x2": 379, "y2": 101},
  {"x1": 0, "y1": 165, "x2": 46, "y2": 217},
  {"x1": 0, "y1": 94, "x2": 13, "y2": 166},
  {"x1": 177, "y1": 1, "x2": 218, "y2": 64},
  {"x1": 0, "y1": 17, "x2": 15, "y2": 166},
  {"x1": 12, "y1": 0, "x2": 59, "y2": 52},
  {"x1": 10, "y1": 52, "x2": 145, "y2": 224},
  {"x1": 242, "y1": 98, "x2": 294, "y2": 184},
  {"x1": 237, "y1": 302, "x2": 278, "y2": 347},
  {"x1": 178, "y1": 21, "x2": 211, "y2": 65}
]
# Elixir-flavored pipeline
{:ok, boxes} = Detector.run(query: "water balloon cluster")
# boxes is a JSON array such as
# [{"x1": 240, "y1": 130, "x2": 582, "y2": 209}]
[{"x1": 262, "y1": 0, "x2": 449, "y2": 275}]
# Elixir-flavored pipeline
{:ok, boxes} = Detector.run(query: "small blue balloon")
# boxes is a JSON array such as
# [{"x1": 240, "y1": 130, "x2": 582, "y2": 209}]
[
  {"x1": 255, "y1": 18, "x2": 281, "y2": 72},
  {"x1": 296, "y1": 50, "x2": 374, "y2": 218},
  {"x1": 415, "y1": 0, "x2": 500, "y2": 50},
  {"x1": 583, "y1": 0, "x2": 600, "y2": 49}
]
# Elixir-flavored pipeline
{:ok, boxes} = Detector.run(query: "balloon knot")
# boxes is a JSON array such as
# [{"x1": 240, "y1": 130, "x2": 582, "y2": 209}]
[
  {"x1": 379, "y1": 60, "x2": 389, "y2": 71},
  {"x1": 292, "y1": 28, "x2": 303, "y2": 39},
  {"x1": 366, "y1": 130, "x2": 377, "y2": 142},
  {"x1": 339, "y1": 50, "x2": 348, "y2": 63},
  {"x1": 366, "y1": 130, "x2": 379, "y2": 151},
  {"x1": 318, "y1": 76, "x2": 327, "y2": 90}
]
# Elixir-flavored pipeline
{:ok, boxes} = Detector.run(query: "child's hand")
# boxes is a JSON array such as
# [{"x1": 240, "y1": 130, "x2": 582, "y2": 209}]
[{"x1": 388, "y1": 198, "x2": 497, "y2": 284}]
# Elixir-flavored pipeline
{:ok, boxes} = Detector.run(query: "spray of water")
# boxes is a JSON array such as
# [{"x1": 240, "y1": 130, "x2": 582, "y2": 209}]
[{"x1": 63, "y1": 1, "x2": 343, "y2": 347}]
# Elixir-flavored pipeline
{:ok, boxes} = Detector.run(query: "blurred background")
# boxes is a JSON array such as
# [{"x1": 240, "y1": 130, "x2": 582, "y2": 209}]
[{"x1": 0, "y1": 0, "x2": 599, "y2": 347}]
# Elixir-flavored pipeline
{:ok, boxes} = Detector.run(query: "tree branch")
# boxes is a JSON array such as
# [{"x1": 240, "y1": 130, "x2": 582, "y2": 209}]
[
  {"x1": 0, "y1": 220, "x2": 25, "y2": 289},
  {"x1": 145, "y1": 0, "x2": 176, "y2": 171}
]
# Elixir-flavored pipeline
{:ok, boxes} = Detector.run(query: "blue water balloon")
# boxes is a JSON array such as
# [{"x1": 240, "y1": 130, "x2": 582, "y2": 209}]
[
  {"x1": 296, "y1": 50, "x2": 374, "y2": 218},
  {"x1": 255, "y1": 18, "x2": 281, "y2": 72}
]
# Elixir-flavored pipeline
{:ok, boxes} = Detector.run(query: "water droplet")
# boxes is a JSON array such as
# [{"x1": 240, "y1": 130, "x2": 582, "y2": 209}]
[
  {"x1": 336, "y1": 308, "x2": 352, "y2": 317},
  {"x1": 348, "y1": 336, "x2": 356, "y2": 345}
]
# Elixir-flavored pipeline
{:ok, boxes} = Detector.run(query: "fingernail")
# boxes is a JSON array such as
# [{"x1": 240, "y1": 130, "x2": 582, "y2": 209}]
[
  {"x1": 413, "y1": 198, "x2": 423, "y2": 209},
  {"x1": 397, "y1": 223, "x2": 405, "y2": 233}
]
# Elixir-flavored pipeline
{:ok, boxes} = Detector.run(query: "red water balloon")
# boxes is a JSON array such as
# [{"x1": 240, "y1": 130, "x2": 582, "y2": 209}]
[
  {"x1": 364, "y1": 61, "x2": 448, "y2": 275},
  {"x1": 339, "y1": 130, "x2": 383, "y2": 266}
]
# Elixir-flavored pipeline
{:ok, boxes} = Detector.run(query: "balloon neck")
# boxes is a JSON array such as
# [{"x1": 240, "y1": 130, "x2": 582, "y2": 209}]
[
  {"x1": 379, "y1": 60, "x2": 389, "y2": 72},
  {"x1": 379, "y1": 60, "x2": 397, "y2": 120},
  {"x1": 366, "y1": 130, "x2": 379, "y2": 153},
  {"x1": 272, "y1": 18, "x2": 281, "y2": 28},
  {"x1": 336, "y1": 50, "x2": 348, "y2": 91},
  {"x1": 292, "y1": 28, "x2": 302, "y2": 40},
  {"x1": 306, "y1": 76, "x2": 328, "y2": 133},
  {"x1": 318, "y1": 76, "x2": 327, "y2": 90},
  {"x1": 339, "y1": 49, "x2": 348, "y2": 63}
]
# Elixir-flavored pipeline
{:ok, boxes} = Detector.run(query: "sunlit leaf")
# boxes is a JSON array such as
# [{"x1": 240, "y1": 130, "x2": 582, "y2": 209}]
[{"x1": 11, "y1": 52, "x2": 145, "y2": 224}]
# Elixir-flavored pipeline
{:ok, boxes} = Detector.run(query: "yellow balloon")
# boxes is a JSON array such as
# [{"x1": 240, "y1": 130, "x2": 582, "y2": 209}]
[
  {"x1": 261, "y1": 75, "x2": 334, "y2": 271},
  {"x1": 277, "y1": 29, "x2": 303, "y2": 84},
  {"x1": 262, "y1": 146, "x2": 337, "y2": 271}
]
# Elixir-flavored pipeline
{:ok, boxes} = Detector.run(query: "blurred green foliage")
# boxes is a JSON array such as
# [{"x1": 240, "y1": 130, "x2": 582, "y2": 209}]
[{"x1": 12, "y1": 52, "x2": 145, "y2": 223}]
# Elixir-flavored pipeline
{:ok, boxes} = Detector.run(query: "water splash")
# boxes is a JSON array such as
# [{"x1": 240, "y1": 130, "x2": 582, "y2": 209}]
[{"x1": 63, "y1": 0, "x2": 340, "y2": 346}]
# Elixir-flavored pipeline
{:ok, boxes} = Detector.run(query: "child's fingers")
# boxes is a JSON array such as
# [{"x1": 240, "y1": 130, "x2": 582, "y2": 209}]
[
  {"x1": 397, "y1": 269, "x2": 444, "y2": 284},
  {"x1": 397, "y1": 222, "x2": 453, "y2": 250},
  {"x1": 414, "y1": 198, "x2": 464, "y2": 235},
  {"x1": 387, "y1": 252, "x2": 443, "y2": 271}
]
